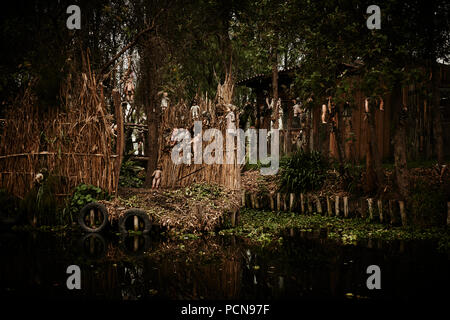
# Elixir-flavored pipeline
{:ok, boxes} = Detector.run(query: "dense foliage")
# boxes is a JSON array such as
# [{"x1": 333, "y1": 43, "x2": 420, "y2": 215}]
[
  {"x1": 67, "y1": 184, "x2": 111, "y2": 221},
  {"x1": 119, "y1": 160, "x2": 145, "y2": 188},
  {"x1": 279, "y1": 151, "x2": 328, "y2": 193},
  {"x1": 409, "y1": 180, "x2": 447, "y2": 227}
]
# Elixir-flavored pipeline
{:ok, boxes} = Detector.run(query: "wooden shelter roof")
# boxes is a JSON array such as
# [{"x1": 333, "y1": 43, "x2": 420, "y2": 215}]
[{"x1": 236, "y1": 67, "x2": 299, "y2": 89}]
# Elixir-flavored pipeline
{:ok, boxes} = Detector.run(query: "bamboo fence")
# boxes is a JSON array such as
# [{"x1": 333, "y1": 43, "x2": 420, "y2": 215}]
[
  {"x1": 0, "y1": 55, "x2": 122, "y2": 199},
  {"x1": 158, "y1": 73, "x2": 241, "y2": 190}
]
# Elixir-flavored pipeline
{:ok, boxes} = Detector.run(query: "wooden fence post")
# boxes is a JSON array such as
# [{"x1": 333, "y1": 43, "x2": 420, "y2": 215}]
[
  {"x1": 326, "y1": 196, "x2": 332, "y2": 216},
  {"x1": 343, "y1": 196, "x2": 349, "y2": 218},
  {"x1": 335, "y1": 195, "x2": 340, "y2": 216},
  {"x1": 269, "y1": 193, "x2": 275, "y2": 211},
  {"x1": 250, "y1": 193, "x2": 256, "y2": 209},
  {"x1": 307, "y1": 195, "x2": 313, "y2": 213},
  {"x1": 289, "y1": 193, "x2": 295, "y2": 212},
  {"x1": 447, "y1": 202, "x2": 450, "y2": 226},
  {"x1": 315, "y1": 196, "x2": 322, "y2": 215},
  {"x1": 388, "y1": 200, "x2": 398, "y2": 225},
  {"x1": 377, "y1": 199, "x2": 383, "y2": 223},
  {"x1": 134, "y1": 215, "x2": 139, "y2": 231},
  {"x1": 230, "y1": 211, "x2": 236, "y2": 227},
  {"x1": 367, "y1": 198, "x2": 374, "y2": 221},
  {"x1": 282, "y1": 193, "x2": 287, "y2": 211},
  {"x1": 255, "y1": 194, "x2": 260, "y2": 209},
  {"x1": 90, "y1": 209, "x2": 95, "y2": 227},
  {"x1": 300, "y1": 193, "x2": 305, "y2": 214},
  {"x1": 276, "y1": 193, "x2": 281, "y2": 211},
  {"x1": 399, "y1": 200, "x2": 407, "y2": 226}
]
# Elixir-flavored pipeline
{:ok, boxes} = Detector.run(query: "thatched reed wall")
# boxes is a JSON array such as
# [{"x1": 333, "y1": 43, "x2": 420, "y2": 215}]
[
  {"x1": 158, "y1": 74, "x2": 241, "y2": 190},
  {"x1": 0, "y1": 58, "x2": 122, "y2": 199}
]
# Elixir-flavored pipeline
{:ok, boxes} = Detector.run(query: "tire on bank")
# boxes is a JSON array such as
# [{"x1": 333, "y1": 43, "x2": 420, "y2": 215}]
[
  {"x1": 78, "y1": 202, "x2": 109, "y2": 233},
  {"x1": 118, "y1": 209, "x2": 151, "y2": 234}
]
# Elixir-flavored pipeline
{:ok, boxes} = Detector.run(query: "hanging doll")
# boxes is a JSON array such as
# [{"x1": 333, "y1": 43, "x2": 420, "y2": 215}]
[
  {"x1": 190, "y1": 100, "x2": 200, "y2": 120},
  {"x1": 124, "y1": 77, "x2": 135, "y2": 102},
  {"x1": 159, "y1": 91, "x2": 170, "y2": 111}
]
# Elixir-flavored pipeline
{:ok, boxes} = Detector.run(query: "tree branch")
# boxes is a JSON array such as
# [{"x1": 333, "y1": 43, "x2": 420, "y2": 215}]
[
  {"x1": 99, "y1": 23, "x2": 155, "y2": 76},
  {"x1": 99, "y1": 6, "x2": 167, "y2": 76}
]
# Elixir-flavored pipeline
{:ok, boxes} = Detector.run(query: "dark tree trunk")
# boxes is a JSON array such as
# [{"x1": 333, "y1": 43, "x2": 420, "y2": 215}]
[
  {"x1": 331, "y1": 107, "x2": 345, "y2": 175},
  {"x1": 366, "y1": 100, "x2": 384, "y2": 193},
  {"x1": 303, "y1": 111, "x2": 311, "y2": 152},
  {"x1": 271, "y1": 47, "x2": 279, "y2": 129},
  {"x1": 138, "y1": 39, "x2": 162, "y2": 188},
  {"x1": 145, "y1": 107, "x2": 160, "y2": 187},
  {"x1": 431, "y1": 63, "x2": 444, "y2": 164},
  {"x1": 392, "y1": 86, "x2": 409, "y2": 199}
]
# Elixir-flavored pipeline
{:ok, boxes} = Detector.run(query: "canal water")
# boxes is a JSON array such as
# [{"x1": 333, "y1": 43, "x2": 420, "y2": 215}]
[{"x1": 0, "y1": 229, "x2": 448, "y2": 301}]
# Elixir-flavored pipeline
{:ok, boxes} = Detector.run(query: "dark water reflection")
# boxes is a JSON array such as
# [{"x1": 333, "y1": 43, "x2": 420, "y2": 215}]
[{"x1": 0, "y1": 229, "x2": 448, "y2": 301}]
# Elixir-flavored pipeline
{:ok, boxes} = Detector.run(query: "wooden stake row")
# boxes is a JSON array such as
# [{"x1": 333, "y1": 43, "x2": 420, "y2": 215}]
[{"x1": 241, "y1": 191, "x2": 416, "y2": 226}]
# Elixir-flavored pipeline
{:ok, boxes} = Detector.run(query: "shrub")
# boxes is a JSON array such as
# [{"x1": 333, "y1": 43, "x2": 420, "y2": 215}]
[
  {"x1": 67, "y1": 184, "x2": 110, "y2": 221},
  {"x1": 409, "y1": 180, "x2": 446, "y2": 227},
  {"x1": 119, "y1": 160, "x2": 145, "y2": 187},
  {"x1": 279, "y1": 150, "x2": 328, "y2": 193},
  {"x1": 20, "y1": 175, "x2": 58, "y2": 225},
  {"x1": 332, "y1": 161, "x2": 363, "y2": 195}
]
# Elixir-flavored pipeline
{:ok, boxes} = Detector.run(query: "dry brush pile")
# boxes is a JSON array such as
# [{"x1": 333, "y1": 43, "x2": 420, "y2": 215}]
[{"x1": 112, "y1": 183, "x2": 241, "y2": 233}]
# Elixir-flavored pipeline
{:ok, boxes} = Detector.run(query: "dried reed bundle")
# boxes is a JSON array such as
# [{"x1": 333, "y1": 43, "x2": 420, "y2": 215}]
[
  {"x1": 0, "y1": 53, "x2": 121, "y2": 199},
  {"x1": 157, "y1": 73, "x2": 240, "y2": 190}
]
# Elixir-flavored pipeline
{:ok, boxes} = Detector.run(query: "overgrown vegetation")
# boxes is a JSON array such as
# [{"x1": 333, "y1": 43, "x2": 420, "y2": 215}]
[
  {"x1": 279, "y1": 150, "x2": 328, "y2": 193},
  {"x1": 66, "y1": 184, "x2": 111, "y2": 223},
  {"x1": 333, "y1": 161, "x2": 363, "y2": 195},
  {"x1": 220, "y1": 208, "x2": 450, "y2": 252},
  {"x1": 20, "y1": 175, "x2": 58, "y2": 225},
  {"x1": 182, "y1": 183, "x2": 223, "y2": 200},
  {"x1": 409, "y1": 179, "x2": 447, "y2": 227},
  {"x1": 119, "y1": 160, "x2": 145, "y2": 188}
]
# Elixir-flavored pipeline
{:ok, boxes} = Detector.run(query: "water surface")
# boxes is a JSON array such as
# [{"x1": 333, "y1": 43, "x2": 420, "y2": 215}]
[{"x1": 0, "y1": 229, "x2": 447, "y2": 301}]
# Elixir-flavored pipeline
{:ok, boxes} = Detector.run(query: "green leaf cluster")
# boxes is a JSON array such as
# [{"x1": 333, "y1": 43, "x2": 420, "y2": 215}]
[
  {"x1": 69, "y1": 184, "x2": 110, "y2": 218},
  {"x1": 279, "y1": 150, "x2": 328, "y2": 193}
]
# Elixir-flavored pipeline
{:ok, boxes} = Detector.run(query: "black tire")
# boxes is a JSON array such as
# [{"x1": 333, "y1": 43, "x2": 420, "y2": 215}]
[
  {"x1": 78, "y1": 202, "x2": 109, "y2": 233},
  {"x1": 79, "y1": 233, "x2": 106, "y2": 260},
  {"x1": 120, "y1": 234, "x2": 150, "y2": 256},
  {"x1": 119, "y1": 209, "x2": 151, "y2": 234}
]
